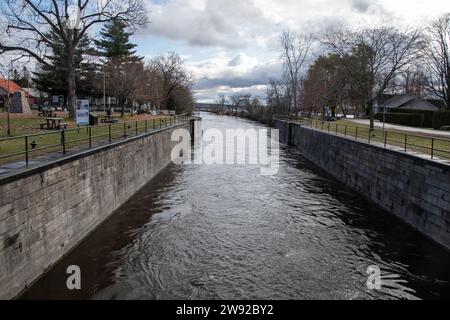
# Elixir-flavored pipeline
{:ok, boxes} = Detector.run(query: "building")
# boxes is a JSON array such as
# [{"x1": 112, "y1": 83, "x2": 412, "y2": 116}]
[
  {"x1": 425, "y1": 99, "x2": 447, "y2": 110},
  {"x1": 0, "y1": 80, "x2": 46, "y2": 109},
  {"x1": 379, "y1": 94, "x2": 440, "y2": 112},
  {"x1": 0, "y1": 79, "x2": 23, "y2": 108}
]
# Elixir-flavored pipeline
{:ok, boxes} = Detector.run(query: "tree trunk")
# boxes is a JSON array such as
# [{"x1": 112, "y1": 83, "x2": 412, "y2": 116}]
[
  {"x1": 446, "y1": 68, "x2": 450, "y2": 109},
  {"x1": 67, "y1": 43, "x2": 76, "y2": 119},
  {"x1": 368, "y1": 100, "x2": 375, "y2": 132},
  {"x1": 340, "y1": 105, "x2": 347, "y2": 118}
]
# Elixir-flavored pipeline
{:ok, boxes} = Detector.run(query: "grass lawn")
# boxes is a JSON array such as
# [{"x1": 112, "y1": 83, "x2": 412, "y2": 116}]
[
  {"x1": 0, "y1": 111, "x2": 173, "y2": 166},
  {"x1": 305, "y1": 119, "x2": 450, "y2": 160}
]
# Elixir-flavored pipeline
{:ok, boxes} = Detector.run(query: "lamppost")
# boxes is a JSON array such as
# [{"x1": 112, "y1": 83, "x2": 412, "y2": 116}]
[
  {"x1": 103, "y1": 71, "x2": 106, "y2": 113},
  {"x1": 6, "y1": 77, "x2": 11, "y2": 136}
]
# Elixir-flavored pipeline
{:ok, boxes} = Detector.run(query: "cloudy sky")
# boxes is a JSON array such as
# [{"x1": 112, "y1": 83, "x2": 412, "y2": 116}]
[{"x1": 132, "y1": 0, "x2": 450, "y2": 103}]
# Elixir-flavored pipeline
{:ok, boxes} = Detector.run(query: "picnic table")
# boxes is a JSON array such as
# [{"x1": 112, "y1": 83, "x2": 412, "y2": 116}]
[
  {"x1": 40, "y1": 117, "x2": 69, "y2": 130},
  {"x1": 39, "y1": 110, "x2": 57, "y2": 118},
  {"x1": 101, "y1": 114, "x2": 120, "y2": 123}
]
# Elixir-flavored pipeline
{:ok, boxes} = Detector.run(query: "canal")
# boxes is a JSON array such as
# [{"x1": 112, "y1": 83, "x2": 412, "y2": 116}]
[{"x1": 21, "y1": 112, "x2": 450, "y2": 300}]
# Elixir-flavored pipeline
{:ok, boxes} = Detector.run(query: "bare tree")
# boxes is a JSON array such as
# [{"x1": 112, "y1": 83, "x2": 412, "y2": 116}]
[
  {"x1": 398, "y1": 66, "x2": 427, "y2": 97},
  {"x1": 144, "y1": 63, "x2": 164, "y2": 110},
  {"x1": 0, "y1": 0, "x2": 148, "y2": 117},
  {"x1": 230, "y1": 94, "x2": 250, "y2": 113},
  {"x1": 424, "y1": 14, "x2": 450, "y2": 108},
  {"x1": 280, "y1": 30, "x2": 313, "y2": 115},
  {"x1": 215, "y1": 94, "x2": 228, "y2": 112},
  {"x1": 106, "y1": 59, "x2": 145, "y2": 117},
  {"x1": 150, "y1": 52, "x2": 192, "y2": 110},
  {"x1": 266, "y1": 79, "x2": 290, "y2": 115},
  {"x1": 324, "y1": 24, "x2": 423, "y2": 131}
]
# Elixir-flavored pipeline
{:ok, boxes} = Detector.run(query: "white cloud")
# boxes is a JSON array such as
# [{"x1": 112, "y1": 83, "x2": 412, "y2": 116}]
[
  {"x1": 145, "y1": 0, "x2": 269, "y2": 48},
  {"x1": 143, "y1": 0, "x2": 450, "y2": 102},
  {"x1": 185, "y1": 52, "x2": 281, "y2": 102}
]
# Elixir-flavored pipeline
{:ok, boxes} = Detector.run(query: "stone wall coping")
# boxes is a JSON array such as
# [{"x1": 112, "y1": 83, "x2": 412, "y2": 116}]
[
  {"x1": 0, "y1": 121, "x2": 191, "y2": 186},
  {"x1": 276, "y1": 119, "x2": 450, "y2": 172}
]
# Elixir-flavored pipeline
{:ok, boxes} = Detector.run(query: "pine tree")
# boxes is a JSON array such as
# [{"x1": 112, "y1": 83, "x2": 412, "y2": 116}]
[
  {"x1": 95, "y1": 19, "x2": 140, "y2": 59},
  {"x1": 33, "y1": 29, "x2": 94, "y2": 101},
  {"x1": 95, "y1": 19, "x2": 143, "y2": 116}
]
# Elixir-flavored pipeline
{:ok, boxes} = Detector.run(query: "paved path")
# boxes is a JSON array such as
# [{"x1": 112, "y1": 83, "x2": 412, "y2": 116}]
[{"x1": 348, "y1": 119, "x2": 450, "y2": 139}]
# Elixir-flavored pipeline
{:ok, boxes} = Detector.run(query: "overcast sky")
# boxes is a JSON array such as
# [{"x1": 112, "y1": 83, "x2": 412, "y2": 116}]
[
  {"x1": 1, "y1": 1, "x2": 449, "y2": 102},
  {"x1": 132, "y1": 0, "x2": 450, "y2": 103}
]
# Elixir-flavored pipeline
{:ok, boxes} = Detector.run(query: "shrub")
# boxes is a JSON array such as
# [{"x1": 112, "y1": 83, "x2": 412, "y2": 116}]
[
  {"x1": 382, "y1": 112, "x2": 424, "y2": 127},
  {"x1": 432, "y1": 111, "x2": 450, "y2": 130},
  {"x1": 388, "y1": 108, "x2": 435, "y2": 127},
  {"x1": 375, "y1": 113, "x2": 383, "y2": 121}
]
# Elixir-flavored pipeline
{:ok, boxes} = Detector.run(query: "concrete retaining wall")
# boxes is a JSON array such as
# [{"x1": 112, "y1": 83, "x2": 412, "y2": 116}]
[
  {"x1": 0, "y1": 121, "x2": 193, "y2": 299},
  {"x1": 274, "y1": 120, "x2": 450, "y2": 250}
]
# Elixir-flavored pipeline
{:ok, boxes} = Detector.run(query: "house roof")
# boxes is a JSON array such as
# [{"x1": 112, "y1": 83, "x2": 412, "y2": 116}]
[
  {"x1": 0, "y1": 79, "x2": 23, "y2": 95},
  {"x1": 426, "y1": 99, "x2": 447, "y2": 109},
  {"x1": 381, "y1": 94, "x2": 416, "y2": 109},
  {"x1": 381, "y1": 94, "x2": 439, "y2": 111},
  {"x1": 402, "y1": 99, "x2": 438, "y2": 111}
]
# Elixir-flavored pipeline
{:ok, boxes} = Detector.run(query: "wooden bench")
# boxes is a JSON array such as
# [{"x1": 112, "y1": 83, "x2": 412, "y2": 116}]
[{"x1": 40, "y1": 123, "x2": 48, "y2": 130}]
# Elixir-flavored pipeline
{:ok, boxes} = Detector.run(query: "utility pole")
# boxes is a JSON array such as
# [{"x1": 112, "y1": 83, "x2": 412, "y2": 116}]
[
  {"x1": 6, "y1": 62, "x2": 12, "y2": 136},
  {"x1": 6, "y1": 77, "x2": 11, "y2": 136}
]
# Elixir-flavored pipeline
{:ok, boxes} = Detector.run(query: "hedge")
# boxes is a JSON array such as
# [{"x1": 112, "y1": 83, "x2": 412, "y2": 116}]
[
  {"x1": 389, "y1": 108, "x2": 435, "y2": 128},
  {"x1": 432, "y1": 111, "x2": 450, "y2": 130},
  {"x1": 379, "y1": 112, "x2": 424, "y2": 127}
]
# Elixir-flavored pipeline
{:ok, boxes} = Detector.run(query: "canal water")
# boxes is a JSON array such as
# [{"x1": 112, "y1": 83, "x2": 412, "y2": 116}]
[{"x1": 22, "y1": 113, "x2": 450, "y2": 300}]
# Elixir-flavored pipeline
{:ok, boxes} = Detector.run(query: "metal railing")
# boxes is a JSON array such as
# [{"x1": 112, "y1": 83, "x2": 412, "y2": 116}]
[
  {"x1": 276, "y1": 116, "x2": 450, "y2": 161},
  {"x1": 0, "y1": 115, "x2": 193, "y2": 168}
]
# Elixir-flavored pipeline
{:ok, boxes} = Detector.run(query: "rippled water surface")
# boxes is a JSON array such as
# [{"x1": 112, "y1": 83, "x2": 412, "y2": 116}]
[{"x1": 22, "y1": 113, "x2": 450, "y2": 300}]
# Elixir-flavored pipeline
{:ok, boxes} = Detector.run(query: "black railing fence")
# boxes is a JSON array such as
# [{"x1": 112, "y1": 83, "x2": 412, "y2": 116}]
[
  {"x1": 0, "y1": 115, "x2": 193, "y2": 167},
  {"x1": 274, "y1": 116, "x2": 450, "y2": 161}
]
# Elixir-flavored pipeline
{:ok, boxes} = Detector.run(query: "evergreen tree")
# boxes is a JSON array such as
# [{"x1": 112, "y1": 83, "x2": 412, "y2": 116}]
[
  {"x1": 95, "y1": 19, "x2": 140, "y2": 59},
  {"x1": 95, "y1": 19, "x2": 143, "y2": 116},
  {"x1": 33, "y1": 29, "x2": 95, "y2": 101}
]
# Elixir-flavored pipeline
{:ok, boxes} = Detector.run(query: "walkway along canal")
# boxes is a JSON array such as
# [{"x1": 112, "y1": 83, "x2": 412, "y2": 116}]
[{"x1": 21, "y1": 113, "x2": 450, "y2": 300}]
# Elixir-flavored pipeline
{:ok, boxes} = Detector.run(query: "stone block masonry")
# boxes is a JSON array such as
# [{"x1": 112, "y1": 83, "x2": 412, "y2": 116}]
[
  {"x1": 0, "y1": 121, "x2": 194, "y2": 299},
  {"x1": 274, "y1": 120, "x2": 450, "y2": 251}
]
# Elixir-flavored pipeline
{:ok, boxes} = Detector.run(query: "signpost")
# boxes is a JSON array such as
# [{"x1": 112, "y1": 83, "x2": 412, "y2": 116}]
[{"x1": 76, "y1": 99, "x2": 90, "y2": 126}]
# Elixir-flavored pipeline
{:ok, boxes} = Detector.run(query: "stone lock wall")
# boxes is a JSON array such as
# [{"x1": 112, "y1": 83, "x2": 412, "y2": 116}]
[
  {"x1": 274, "y1": 120, "x2": 450, "y2": 251},
  {"x1": 0, "y1": 122, "x2": 193, "y2": 299}
]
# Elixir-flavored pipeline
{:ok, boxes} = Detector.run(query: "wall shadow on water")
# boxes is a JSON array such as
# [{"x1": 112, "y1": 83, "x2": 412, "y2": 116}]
[
  {"x1": 20, "y1": 166, "x2": 183, "y2": 300},
  {"x1": 283, "y1": 144, "x2": 450, "y2": 300}
]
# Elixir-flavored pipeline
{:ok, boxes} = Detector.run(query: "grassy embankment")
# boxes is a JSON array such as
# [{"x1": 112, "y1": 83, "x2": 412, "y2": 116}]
[
  {"x1": 304, "y1": 118, "x2": 450, "y2": 160},
  {"x1": 0, "y1": 111, "x2": 171, "y2": 165}
]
